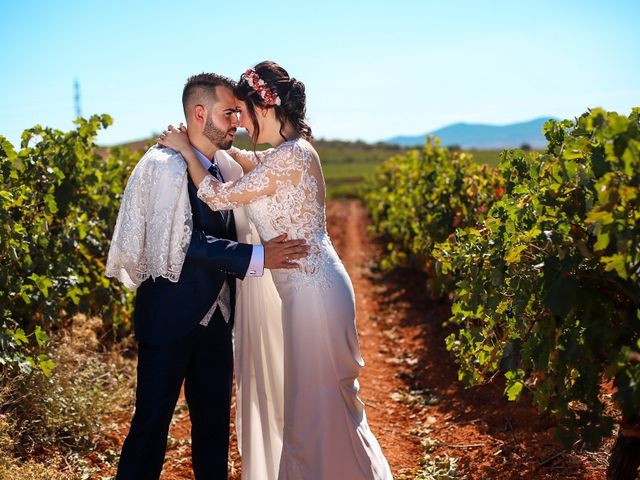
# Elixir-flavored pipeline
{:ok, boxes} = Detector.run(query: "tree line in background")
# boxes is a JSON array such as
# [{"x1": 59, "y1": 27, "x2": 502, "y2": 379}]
[{"x1": 365, "y1": 108, "x2": 640, "y2": 478}]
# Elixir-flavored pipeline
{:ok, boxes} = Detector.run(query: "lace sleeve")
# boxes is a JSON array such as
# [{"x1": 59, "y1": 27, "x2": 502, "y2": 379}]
[
  {"x1": 197, "y1": 141, "x2": 304, "y2": 211},
  {"x1": 228, "y1": 146, "x2": 273, "y2": 173}
]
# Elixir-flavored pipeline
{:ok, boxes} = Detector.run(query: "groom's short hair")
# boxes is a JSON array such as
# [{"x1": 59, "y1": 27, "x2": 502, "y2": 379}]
[{"x1": 182, "y1": 73, "x2": 236, "y2": 117}]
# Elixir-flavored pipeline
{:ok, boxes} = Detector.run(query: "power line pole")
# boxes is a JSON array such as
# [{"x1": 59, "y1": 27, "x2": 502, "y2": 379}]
[{"x1": 74, "y1": 79, "x2": 82, "y2": 119}]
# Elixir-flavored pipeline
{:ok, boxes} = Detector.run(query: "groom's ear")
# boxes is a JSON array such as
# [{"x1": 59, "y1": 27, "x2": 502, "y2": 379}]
[{"x1": 193, "y1": 104, "x2": 207, "y2": 126}]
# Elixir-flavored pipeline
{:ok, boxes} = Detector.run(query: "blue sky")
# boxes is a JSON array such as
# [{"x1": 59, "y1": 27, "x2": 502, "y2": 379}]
[{"x1": 1, "y1": 0, "x2": 638, "y2": 147}]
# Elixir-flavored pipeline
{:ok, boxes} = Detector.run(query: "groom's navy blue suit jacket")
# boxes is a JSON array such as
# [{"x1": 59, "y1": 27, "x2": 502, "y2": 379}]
[{"x1": 133, "y1": 175, "x2": 253, "y2": 346}]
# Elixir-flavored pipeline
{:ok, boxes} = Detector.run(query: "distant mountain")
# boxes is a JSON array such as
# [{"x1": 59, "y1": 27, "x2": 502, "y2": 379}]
[{"x1": 386, "y1": 117, "x2": 554, "y2": 149}]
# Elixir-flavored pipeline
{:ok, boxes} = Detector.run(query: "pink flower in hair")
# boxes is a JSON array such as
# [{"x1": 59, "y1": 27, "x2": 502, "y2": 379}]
[{"x1": 243, "y1": 68, "x2": 281, "y2": 106}]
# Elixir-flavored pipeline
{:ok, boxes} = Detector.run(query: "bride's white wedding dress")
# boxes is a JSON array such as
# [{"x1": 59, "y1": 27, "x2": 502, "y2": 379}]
[
  {"x1": 201, "y1": 139, "x2": 392, "y2": 480},
  {"x1": 232, "y1": 205, "x2": 284, "y2": 480}
]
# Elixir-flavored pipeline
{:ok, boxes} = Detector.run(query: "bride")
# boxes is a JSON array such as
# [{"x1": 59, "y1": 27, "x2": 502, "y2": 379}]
[{"x1": 159, "y1": 61, "x2": 392, "y2": 480}]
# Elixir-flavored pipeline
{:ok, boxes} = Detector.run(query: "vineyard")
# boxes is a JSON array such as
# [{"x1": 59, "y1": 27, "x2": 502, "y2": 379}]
[
  {"x1": 365, "y1": 108, "x2": 640, "y2": 478},
  {"x1": 1, "y1": 115, "x2": 136, "y2": 371},
  {"x1": 0, "y1": 108, "x2": 638, "y2": 478},
  {"x1": 0, "y1": 117, "x2": 140, "y2": 477}
]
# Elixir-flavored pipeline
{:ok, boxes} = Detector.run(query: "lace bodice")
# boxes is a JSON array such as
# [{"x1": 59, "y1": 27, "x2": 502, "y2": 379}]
[{"x1": 198, "y1": 138, "x2": 339, "y2": 288}]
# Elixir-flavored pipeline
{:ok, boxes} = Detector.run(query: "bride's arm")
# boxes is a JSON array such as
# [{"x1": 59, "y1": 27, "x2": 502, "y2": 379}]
[
  {"x1": 159, "y1": 127, "x2": 302, "y2": 211},
  {"x1": 196, "y1": 147, "x2": 301, "y2": 210},
  {"x1": 227, "y1": 146, "x2": 273, "y2": 173}
]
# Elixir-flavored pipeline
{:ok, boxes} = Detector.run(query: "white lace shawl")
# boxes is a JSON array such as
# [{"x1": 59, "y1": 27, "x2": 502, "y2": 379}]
[{"x1": 105, "y1": 146, "x2": 192, "y2": 291}]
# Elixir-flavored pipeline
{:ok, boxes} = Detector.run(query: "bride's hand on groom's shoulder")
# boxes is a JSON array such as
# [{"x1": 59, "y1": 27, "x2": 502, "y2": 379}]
[
  {"x1": 157, "y1": 124, "x2": 190, "y2": 155},
  {"x1": 264, "y1": 233, "x2": 309, "y2": 270}
]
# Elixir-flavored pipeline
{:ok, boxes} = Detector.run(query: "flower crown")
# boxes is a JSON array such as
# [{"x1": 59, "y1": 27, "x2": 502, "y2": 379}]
[{"x1": 243, "y1": 68, "x2": 281, "y2": 106}]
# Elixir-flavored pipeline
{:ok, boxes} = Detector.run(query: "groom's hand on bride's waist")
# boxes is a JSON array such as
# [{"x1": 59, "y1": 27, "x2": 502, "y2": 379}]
[{"x1": 264, "y1": 234, "x2": 309, "y2": 270}]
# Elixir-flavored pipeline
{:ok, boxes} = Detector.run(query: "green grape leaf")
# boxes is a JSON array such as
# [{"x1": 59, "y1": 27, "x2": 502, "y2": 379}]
[
  {"x1": 505, "y1": 245, "x2": 527, "y2": 264},
  {"x1": 594, "y1": 232, "x2": 610, "y2": 251},
  {"x1": 34, "y1": 325, "x2": 49, "y2": 347},
  {"x1": 601, "y1": 254, "x2": 628, "y2": 279},
  {"x1": 37, "y1": 355, "x2": 55, "y2": 377}
]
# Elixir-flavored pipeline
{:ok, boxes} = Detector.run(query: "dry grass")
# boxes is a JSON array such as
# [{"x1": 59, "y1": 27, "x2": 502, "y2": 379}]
[{"x1": 0, "y1": 315, "x2": 136, "y2": 479}]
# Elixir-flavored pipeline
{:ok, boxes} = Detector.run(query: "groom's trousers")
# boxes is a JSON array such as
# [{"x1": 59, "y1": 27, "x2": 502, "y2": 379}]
[{"x1": 116, "y1": 308, "x2": 233, "y2": 480}]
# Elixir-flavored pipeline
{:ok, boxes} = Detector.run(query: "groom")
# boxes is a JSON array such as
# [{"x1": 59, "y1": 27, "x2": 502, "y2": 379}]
[{"x1": 115, "y1": 73, "x2": 307, "y2": 479}]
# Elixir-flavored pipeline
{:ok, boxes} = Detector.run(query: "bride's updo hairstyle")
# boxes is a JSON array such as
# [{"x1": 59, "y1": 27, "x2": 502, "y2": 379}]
[{"x1": 235, "y1": 61, "x2": 313, "y2": 146}]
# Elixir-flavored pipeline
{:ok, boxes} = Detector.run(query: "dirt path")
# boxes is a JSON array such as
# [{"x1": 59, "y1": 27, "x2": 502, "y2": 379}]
[
  {"x1": 326, "y1": 199, "x2": 424, "y2": 476},
  {"x1": 94, "y1": 199, "x2": 614, "y2": 479},
  {"x1": 328, "y1": 199, "x2": 612, "y2": 480}
]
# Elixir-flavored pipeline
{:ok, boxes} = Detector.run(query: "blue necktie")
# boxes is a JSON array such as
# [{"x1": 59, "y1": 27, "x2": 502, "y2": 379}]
[
  {"x1": 207, "y1": 162, "x2": 229, "y2": 223},
  {"x1": 208, "y1": 162, "x2": 223, "y2": 181}
]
